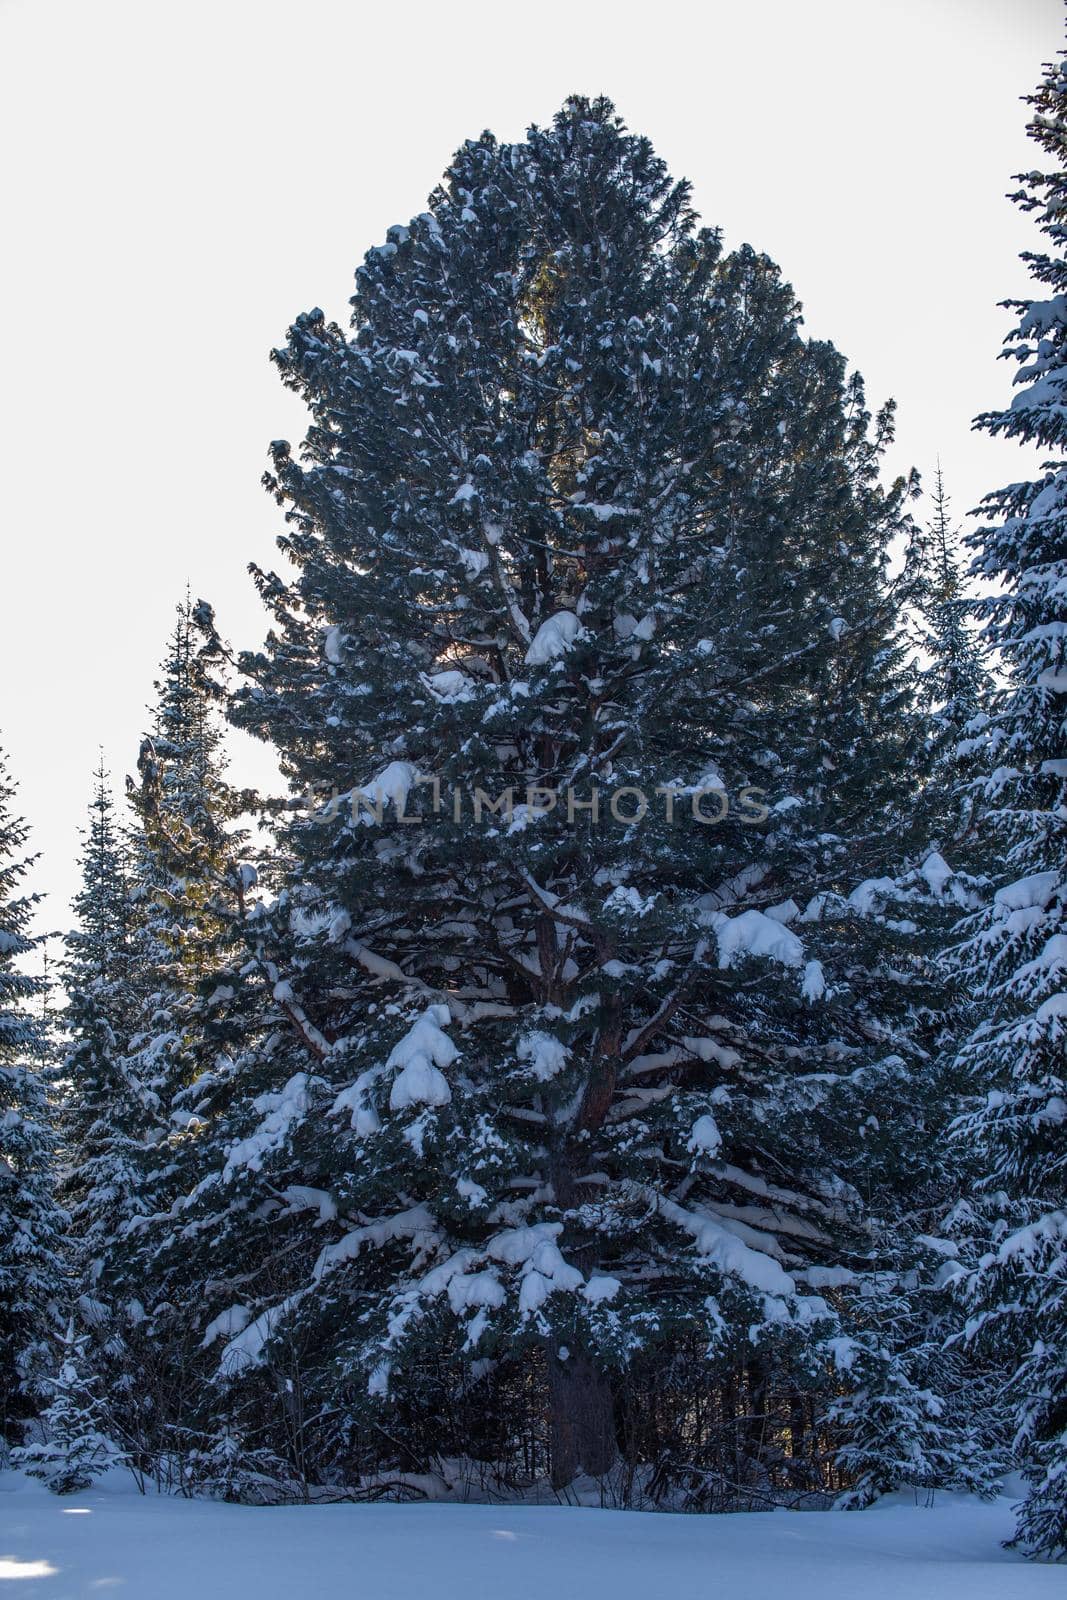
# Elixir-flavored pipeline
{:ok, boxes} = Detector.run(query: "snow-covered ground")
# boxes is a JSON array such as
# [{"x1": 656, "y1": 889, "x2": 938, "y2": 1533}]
[{"x1": 0, "y1": 1473, "x2": 1060, "y2": 1598}]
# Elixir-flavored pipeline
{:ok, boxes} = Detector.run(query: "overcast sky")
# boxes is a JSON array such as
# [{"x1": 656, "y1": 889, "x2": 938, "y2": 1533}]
[{"x1": 0, "y1": 0, "x2": 1062, "y2": 936}]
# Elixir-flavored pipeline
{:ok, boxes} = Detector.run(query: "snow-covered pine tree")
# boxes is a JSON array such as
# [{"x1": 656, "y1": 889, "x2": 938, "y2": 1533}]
[
  {"x1": 826, "y1": 1225, "x2": 1000, "y2": 1509},
  {"x1": 179, "y1": 98, "x2": 942, "y2": 1499},
  {"x1": 812, "y1": 473, "x2": 995, "y2": 1509},
  {"x1": 917, "y1": 468, "x2": 991, "y2": 813},
  {"x1": 949, "y1": 49, "x2": 1067, "y2": 1563},
  {"x1": 123, "y1": 596, "x2": 249, "y2": 1193},
  {"x1": 0, "y1": 744, "x2": 64, "y2": 1442},
  {"x1": 76, "y1": 602, "x2": 253, "y2": 1479},
  {"x1": 13, "y1": 1318, "x2": 122, "y2": 1493},
  {"x1": 797, "y1": 823, "x2": 999, "y2": 1512},
  {"x1": 59, "y1": 761, "x2": 156, "y2": 1304},
  {"x1": 821, "y1": 471, "x2": 996, "y2": 1507}
]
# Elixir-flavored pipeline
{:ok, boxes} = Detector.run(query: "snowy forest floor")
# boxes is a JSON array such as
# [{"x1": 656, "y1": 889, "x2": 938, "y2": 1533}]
[{"x1": 1, "y1": 1473, "x2": 1062, "y2": 1599}]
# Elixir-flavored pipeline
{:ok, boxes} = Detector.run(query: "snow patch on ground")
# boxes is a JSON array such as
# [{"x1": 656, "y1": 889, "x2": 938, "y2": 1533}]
[{"x1": 0, "y1": 1475, "x2": 1056, "y2": 1600}]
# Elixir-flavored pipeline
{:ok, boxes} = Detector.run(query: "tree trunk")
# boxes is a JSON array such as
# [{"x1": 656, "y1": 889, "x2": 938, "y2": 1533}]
[{"x1": 547, "y1": 1349, "x2": 617, "y2": 1487}]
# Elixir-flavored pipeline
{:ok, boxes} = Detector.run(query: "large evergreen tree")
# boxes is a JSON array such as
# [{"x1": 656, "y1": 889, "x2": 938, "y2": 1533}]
[
  {"x1": 0, "y1": 744, "x2": 64, "y2": 1441},
  {"x1": 155, "y1": 98, "x2": 950, "y2": 1501},
  {"x1": 95, "y1": 103, "x2": 959, "y2": 1510},
  {"x1": 950, "y1": 50, "x2": 1067, "y2": 1562}
]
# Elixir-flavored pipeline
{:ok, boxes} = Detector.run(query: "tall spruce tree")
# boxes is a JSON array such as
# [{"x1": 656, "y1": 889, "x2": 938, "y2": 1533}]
[
  {"x1": 818, "y1": 464, "x2": 1002, "y2": 1511},
  {"x1": 89, "y1": 598, "x2": 255, "y2": 1477},
  {"x1": 124, "y1": 597, "x2": 248, "y2": 1178},
  {"x1": 949, "y1": 51, "x2": 1067, "y2": 1562},
  {"x1": 171, "y1": 99, "x2": 943, "y2": 1499},
  {"x1": 36, "y1": 603, "x2": 254, "y2": 1483},
  {"x1": 918, "y1": 467, "x2": 990, "y2": 784},
  {"x1": 60, "y1": 761, "x2": 155, "y2": 1305},
  {"x1": 0, "y1": 744, "x2": 64, "y2": 1441}
]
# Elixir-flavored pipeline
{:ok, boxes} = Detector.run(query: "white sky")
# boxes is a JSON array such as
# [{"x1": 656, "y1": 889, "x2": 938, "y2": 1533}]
[{"x1": 0, "y1": 0, "x2": 1062, "y2": 936}]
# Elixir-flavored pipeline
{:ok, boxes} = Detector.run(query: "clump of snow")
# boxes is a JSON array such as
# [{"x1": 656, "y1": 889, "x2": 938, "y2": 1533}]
[
  {"x1": 445, "y1": 1270, "x2": 505, "y2": 1315},
  {"x1": 525, "y1": 611, "x2": 582, "y2": 666},
  {"x1": 681, "y1": 1036, "x2": 742, "y2": 1070},
  {"x1": 313, "y1": 1206, "x2": 439, "y2": 1283},
  {"x1": 218, "y1": 1301, "x2": 297, "y2": 1375},
  {"x1": 456, "y1": 1176, "x2": 488, "y2": 1208},
  {"x1": 1035, "y1": 933, "x2": 1067, "y2": 972},
  {"x1": 516, "y1": 1031, "x2": 570, "y2": 1082},
  {"x1": 282, "y1": 1185, "x2": 339, "y2": 1222},
  {"x1": 332, "y1": 1068, "x2": 384, "y2": 1138},
  {"x1": 200, "y1": 1305, "x2": 251, "y2": 1350},
  {"x1": 849, "y1": 878, "x2": 899, "y2": 915},
  {"x1": 715, "y1": 909, "x2": 804, "y2": 970},
  {"x1": 349, "y1": 942, "x2": 407, "y2": 984},
  {"x1": 801, "y1": 960, "x2": 826, "y2": 1002},
  {"x1": 603, "y1": 885, "x2": 657, "y2": 917},
  {"x1": 506, "y1": 804, "x2": 545, "y2": 835},
  {"x1": 1035, "y1": 992, "x2": 1067, "y2": 1026},
  {"x1": 824, "y1": 1334, "x2": 860, "y2": 1372},
  {"x1": 487, "y1": 1222, "x2": 567, "y2": 1268},
  {"x1": 921, "y1": 852, "x2": 954, "y2": 896},
  {"x1": 576, "y1": 502, "x2": 638, "y2": 522},
  {"x1": 652, "y1": 1190, "x2": 797, "y2": 1298},
  {"x1": 484, "y1": 1222, "x2": 585, "y2": 1314},
  {"x1": 353, "y1": 761, "x2": 419, "y2": 822},
  {"x1": 802, "y1": 1265, "x2": 857, "y2": 1289},
  {"x1": 514, "y1": 1238, "x2": 585, "y2": 1313},
  {"x1": 323, "y1": 626, "x2": 346, "y2": 664},
  {"x1": 993, "y1": 870, "x2": 1060, "y2": 912},
  {"x1": 223, "y1": 1074, "x2": 309, "y2": 1179},
  {"x1": 388, "y1": 1005, "x2": 457, "y2": 1111},
  {"x1": 583, "y1": 1275, "x2": 622, "y2": 1304},
  {"x1": 424, "y1": 670, "x2": 475, "y2": 702},
  {"x1": 613, "y1": 612, "x2": 656, "y2": 641},
  {"x1": 458, "y1": 547, "x2": 489, "y2": 577},
  {"x1": 687, "y1": 1113, "x2": 723, "y2": 1157}
]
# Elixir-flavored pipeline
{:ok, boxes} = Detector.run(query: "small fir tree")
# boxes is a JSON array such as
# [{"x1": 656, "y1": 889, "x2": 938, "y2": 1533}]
[{"x1": 14, "y1": 1319, "x2": 121, "y2": 1493}]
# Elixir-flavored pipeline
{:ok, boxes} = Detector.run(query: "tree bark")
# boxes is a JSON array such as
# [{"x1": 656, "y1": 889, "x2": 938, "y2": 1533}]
[{"x1": 547, "y1": 1348, "x2": 617, "y2": 1487}]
